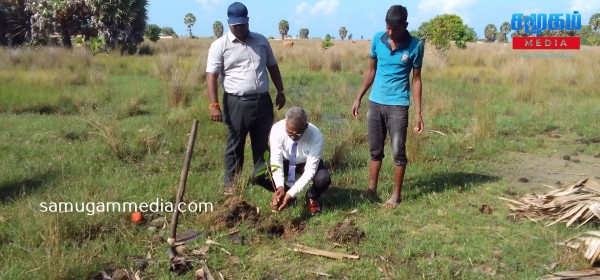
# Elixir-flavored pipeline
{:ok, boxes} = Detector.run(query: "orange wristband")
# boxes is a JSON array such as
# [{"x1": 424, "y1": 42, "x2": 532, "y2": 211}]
[{"x1": 209, "y1": 102, "x2": 220, "y2": 108}]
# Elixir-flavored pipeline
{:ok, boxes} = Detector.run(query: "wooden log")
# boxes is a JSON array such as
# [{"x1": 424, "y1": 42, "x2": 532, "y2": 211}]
[{"x1": 292, "y1": 244, "x2": 359, "y2": 260}]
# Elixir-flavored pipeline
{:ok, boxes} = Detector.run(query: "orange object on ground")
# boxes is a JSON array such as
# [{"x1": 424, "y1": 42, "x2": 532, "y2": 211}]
[{"x1": 131, "y1": 211, "x2": 143, "y2": 223}]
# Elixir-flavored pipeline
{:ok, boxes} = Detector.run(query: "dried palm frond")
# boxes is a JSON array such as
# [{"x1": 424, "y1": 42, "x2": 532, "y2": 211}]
[
  {"x1": 500, "y1": 179, "x2": 600, "y2": 227},
  {"x1": 559, "y1": 231, "x2": 600, "y2": 266},
  {"x1": 538, "y1": 267, "x2": 600, "y2": 280}
]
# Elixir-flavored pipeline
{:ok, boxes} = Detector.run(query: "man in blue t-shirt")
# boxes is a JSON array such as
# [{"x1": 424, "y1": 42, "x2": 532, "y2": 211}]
[{"x1": 351, "y1": 5, "x2": 424, "y2": 208}]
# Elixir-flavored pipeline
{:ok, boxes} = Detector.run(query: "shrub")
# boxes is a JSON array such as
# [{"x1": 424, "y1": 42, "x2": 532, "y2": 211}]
[
  {"x1": 321, "y1": 39, "x2": 334, "y2": 50},
  {"x1": 137, "y1": 44, "x2": 155, "y2": 56}
]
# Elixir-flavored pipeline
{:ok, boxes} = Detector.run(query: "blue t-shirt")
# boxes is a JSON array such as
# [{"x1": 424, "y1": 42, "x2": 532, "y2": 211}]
[{"x1": 368, "y1": 31, "x2": 424, "y2": 106}]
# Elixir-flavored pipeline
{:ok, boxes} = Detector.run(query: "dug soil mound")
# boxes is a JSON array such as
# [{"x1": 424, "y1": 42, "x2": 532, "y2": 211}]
[
  {"x1": 326, "y1": 219, "x2": 366, "y2": 244},
  {"x1": 198, "y1": 196, "x2": 306, "y2": 237},
  {"x1": 201, "y1": 196, "x2": 260, "y2": 230}
]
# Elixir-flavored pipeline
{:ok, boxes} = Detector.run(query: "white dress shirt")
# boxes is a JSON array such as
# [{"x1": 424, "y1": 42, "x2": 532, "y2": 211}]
[
  {"x1": 269, "y1": 120, "x2": 324, "y2": 198},
  {"x1": 206, "y1": 31, "x2": 277, "y2": 95}
]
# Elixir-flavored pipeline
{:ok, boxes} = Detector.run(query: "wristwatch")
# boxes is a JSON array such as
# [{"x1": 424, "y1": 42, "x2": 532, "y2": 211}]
[{"x1": 277, "y1": 90, "x2": 285, "y2": 95}]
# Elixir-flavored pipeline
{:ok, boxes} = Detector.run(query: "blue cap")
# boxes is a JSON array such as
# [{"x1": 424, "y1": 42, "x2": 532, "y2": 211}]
[{"x1": 227, "y1": 2, "x2": 249, "y2": 25}]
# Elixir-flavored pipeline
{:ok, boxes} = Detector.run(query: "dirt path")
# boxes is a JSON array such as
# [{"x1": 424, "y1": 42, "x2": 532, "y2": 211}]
[{"x1": 496, "y1": 135, "x2": 600, "y2": 193}]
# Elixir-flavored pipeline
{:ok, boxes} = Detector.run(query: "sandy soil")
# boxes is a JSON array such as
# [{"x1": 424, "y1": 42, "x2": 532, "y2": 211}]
[{"x1": 496, "y1": 134, "x2": 600, "y2": 193}]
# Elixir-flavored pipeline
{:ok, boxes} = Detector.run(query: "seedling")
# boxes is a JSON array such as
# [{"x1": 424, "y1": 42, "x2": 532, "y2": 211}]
[{"x1": 255, "y1": 151, "x2": 281, "y2": 191}]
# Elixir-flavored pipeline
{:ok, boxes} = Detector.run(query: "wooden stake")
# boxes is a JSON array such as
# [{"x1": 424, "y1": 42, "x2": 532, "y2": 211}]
[{"x1": 292, "y1": 244, "x2": 359, "y2": 260}]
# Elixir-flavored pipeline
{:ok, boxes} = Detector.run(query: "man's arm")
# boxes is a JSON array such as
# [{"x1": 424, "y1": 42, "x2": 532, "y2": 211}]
[
  {"x1": 352, "y1": 57, "x2": 377, "y2": 118},
  {"x1": 269, "y1": 127, "x2": 287, "y2": 210},
  {"x1": 286, "y1": 135, "x2": 324, "y2": 198},
  {"x1": 267, "y1": 64, "x2": 285, "y2": 110},
  {"x1": 206, "y1": 72, "x2": 222, "y2": 122},
  {"x1": 412, "y1": 67, "x2": 423, "y2": 133},
  {"x1": 269, "y1": 128, "x2": 285, "y2": 189}
]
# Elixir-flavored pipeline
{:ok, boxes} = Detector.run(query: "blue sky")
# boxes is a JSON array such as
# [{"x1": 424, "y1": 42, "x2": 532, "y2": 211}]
[{"x1": 148, "y1": 0, "x2": 600, "y2": 39}]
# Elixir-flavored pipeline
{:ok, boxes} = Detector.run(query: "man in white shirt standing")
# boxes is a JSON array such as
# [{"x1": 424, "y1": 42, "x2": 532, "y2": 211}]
[
  {"x1": 206, "y1": 2, "x2": 286, "y2": 195},
  {"x1": 252, "y1": 107, "x2": 331, "y2": 214}
]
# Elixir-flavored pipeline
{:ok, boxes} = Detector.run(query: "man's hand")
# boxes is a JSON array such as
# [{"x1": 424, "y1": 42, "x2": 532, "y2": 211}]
[
  {"x1": 413, "y1": 113, "x2": 424, "y2": 133},
  {"x1": 277, "y1": 194, "x2": 293, "y2": 211},
  {"x1": 209, "y1": 107, "x2": 223, "y2": 122},
  {"x1": 275, "y1": 92, "x2": 286, "y2": 110},
  {"x1": 351, "y1": 99, "x2": 361, "y2": 118},
  {"x1": 271, "y1": 186, "x2": 285, "y2": 210}
]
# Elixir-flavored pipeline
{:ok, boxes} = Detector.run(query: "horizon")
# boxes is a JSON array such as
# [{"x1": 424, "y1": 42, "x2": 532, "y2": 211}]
[{"x1": 148, "y1": 0, "x2": 599, "y2": 40}]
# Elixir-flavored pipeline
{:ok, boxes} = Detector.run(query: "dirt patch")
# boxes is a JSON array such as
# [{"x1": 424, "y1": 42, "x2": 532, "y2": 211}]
[
  {"x1": 199, "y1": 196, "x2": 306, "y2": 237},
  {"x1": 326, "y1": 219, "x2": 365, "y2": 244},
  {"x1": 498, "y1": 151, "x2": 600, "y2": 192},
  {"x1": 207, "y1": 196, "x2": 260, "y2": 230},
  {"x1": 496, "y1": 133, "x2": 600, "y2": 193},
  {"x1": 497, "y1": 131, "x2": 600, "y2": 192},
  {"x1": 260, "y1": 216, "x2": 306, "y2": 238}
]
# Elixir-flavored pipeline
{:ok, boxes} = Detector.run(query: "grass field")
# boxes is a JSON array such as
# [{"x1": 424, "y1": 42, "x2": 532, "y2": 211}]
[{"x1": 1, "y1": 38, "x2": 599, "y2": 279}]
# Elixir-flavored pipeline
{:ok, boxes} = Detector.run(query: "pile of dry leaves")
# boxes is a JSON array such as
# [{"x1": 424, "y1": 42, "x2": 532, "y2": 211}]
[{"x1": 501, "y1": 179, "x2": 600, "y2": 227}]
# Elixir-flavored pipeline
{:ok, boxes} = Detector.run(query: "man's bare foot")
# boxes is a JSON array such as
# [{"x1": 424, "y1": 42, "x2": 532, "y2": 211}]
[{"x1": 382, "y1": 197, "x2": 401, "y2": 208}]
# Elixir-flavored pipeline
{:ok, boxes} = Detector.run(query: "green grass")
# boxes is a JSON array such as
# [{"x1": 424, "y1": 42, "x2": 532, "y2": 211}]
[{"x1": 0, "y1": 39, "x2": 599, "y2": 279}]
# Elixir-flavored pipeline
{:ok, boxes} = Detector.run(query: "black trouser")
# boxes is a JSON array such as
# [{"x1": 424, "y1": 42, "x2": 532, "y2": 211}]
[
  {"x1": 251, "y1": 159, "x2": 331, "y2": 200},
  {"x1": 223, "y1": 93, "x2": 274, "y2": 189}
]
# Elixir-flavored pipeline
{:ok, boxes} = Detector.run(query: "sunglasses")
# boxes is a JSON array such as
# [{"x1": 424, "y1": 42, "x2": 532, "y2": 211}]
[
  {"x1": 285, "y1": 123, "x2": 308, "y2": 138},
  {"x1": 286, "y1": 130, "x2": 304, "y2": 138}
]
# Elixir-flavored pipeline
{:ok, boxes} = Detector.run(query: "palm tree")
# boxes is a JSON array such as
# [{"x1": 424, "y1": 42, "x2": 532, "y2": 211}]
[
  {"x1": 24, "y1": 0, "x2": 93, "y2": 47},
  {"x1": 500, "y1": 22, "x2": 511, "y2": 36},
  {"x1": 184, "y1": 13, "x2": 196, "y2": 37},
  {"x1": 498, "y1": 22, "x2": 511, "y2": 43},
  {"x1": 299, "y1": 28, "x2": 309, "y2": 39},
  {"x1": 0, "y1": 0, "x2": 31, "y2": 46},
  {"x1": 278, "y1": 20, "x2": 289, "y2": 39},
  {"x1": 339, "y1": 26, "x2": 347, "y2": 40},
  {"x1": 484, "y1": 24, "x2": 497, "y2": 42},
  {"x1": 590, "y1": 13, "x2": 600, "y2": 32},
  {"x1": 213, "y1": 21, "x2": 223, "y2": 38},
  {"x1": 88, "y1": 0, "x2": 148, "y2": 54}
]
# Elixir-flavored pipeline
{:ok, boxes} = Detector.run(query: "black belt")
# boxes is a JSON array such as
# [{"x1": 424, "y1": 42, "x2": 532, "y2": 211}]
[{"x1": 227, "y1": 92, "x2": 269, "y2": 101}]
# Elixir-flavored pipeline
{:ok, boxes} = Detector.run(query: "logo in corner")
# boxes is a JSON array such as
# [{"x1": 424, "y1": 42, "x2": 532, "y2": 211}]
[{"x1": 511, "y1": 11, "x2": 581, "y2": 50}]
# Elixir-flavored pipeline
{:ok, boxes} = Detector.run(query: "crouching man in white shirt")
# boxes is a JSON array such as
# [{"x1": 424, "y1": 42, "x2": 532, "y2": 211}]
[{"x1": 252, "y1": 107, "x2": 331, "y2": 214}]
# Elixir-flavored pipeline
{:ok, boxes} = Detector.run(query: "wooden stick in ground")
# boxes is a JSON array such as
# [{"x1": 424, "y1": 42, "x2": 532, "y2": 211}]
[
  {"x1": 168, "y1": 119, "x2": 199, "y2": 245},
  {"x1": 200, "y1": 260, "x2": 215, "y2": 280},
  {"x1": 293, "y1": 244, "x2": 359, "y2": 260}
]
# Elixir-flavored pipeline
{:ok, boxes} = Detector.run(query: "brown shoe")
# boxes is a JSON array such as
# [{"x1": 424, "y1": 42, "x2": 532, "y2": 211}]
[{"x1": 307, "y1": 198, "x2": 321, "y2": 214}]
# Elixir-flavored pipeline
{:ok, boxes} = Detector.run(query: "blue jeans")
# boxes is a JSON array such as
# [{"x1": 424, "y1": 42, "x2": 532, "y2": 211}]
[{"x1": 367, "y1": 101, "x2": 409, "y2": 166}]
